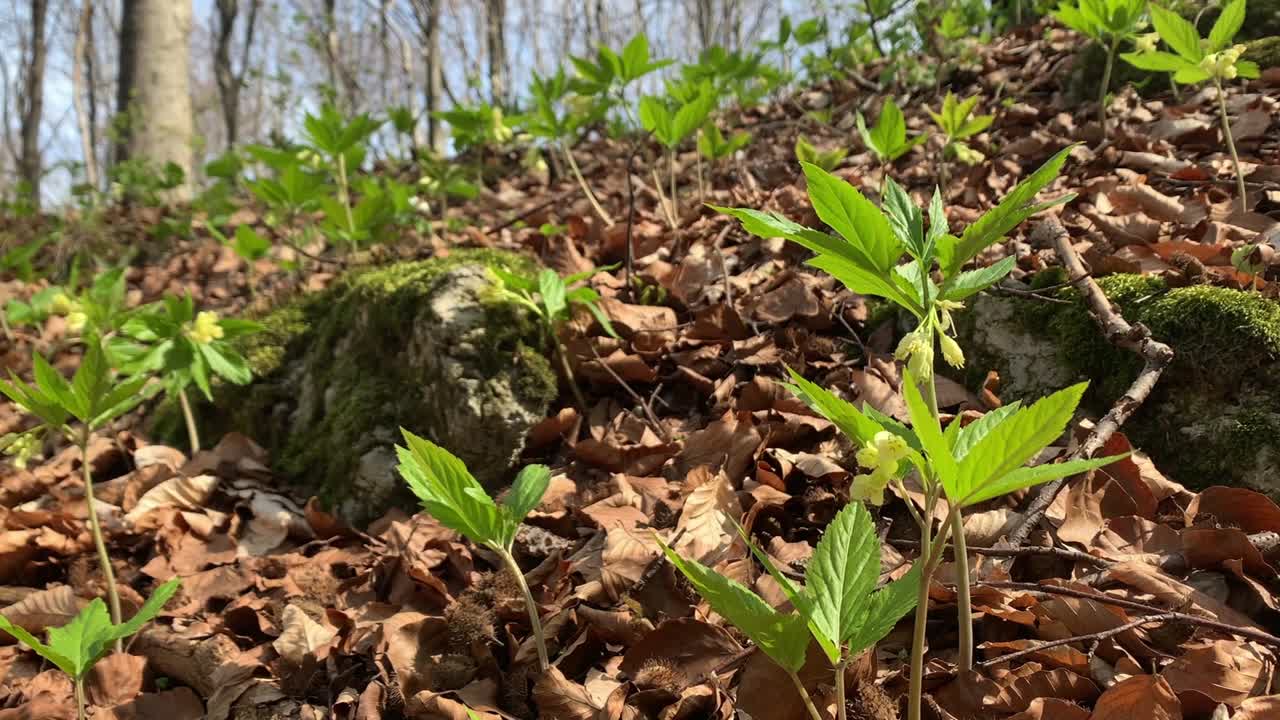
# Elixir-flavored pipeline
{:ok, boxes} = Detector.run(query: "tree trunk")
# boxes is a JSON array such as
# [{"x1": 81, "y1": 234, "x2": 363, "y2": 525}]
[
  {"x1": 73, "y1": 0, "x2": 100, "y2": 192},
  {"x1": 485, "y1": 0, "x2": 507, "y2": 105},
  {"x1": 412, "y1": 0, "x2": 444, "y2": 152},
  {"x1": 116, "y1": 0, "x2": 195, "y2": 201},
  {"x1": 214, "y1": 0, "x2": 240, "y2": 147},
  {"x1": 19, "y1": 0, "x2": 49, "y2": 209}
]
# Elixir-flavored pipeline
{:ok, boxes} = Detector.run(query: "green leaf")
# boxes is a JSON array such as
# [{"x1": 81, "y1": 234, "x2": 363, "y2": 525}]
[
  {"x1": 941, "y1": 256, "x2": 1017, "y2": 301},
  {"x1": 1173, "y1": 64, "x2": 1213, "y2": 84},
  {"x1": 963, "y1": 453, "x2": 1128, "y2": 505},
  {"x1": 882, "y1": 178, "x2": 926, "y2": 263},
  {"x1": 953, "y1": 383, "x2": 1088, "y2": 506},
  {"x1": 199, "y1": 342, "x2": 253, "y2": 385},
  {"x1": 1121, "y1": 50, "x2": 1196, "y2": 72},
  {"x1": 44, "y1": 599, "x2": 113, "y2": 679},
  {"x1": 1151, "y1": 4, "x2": 1204, "y2": 62},
  {"x1": 397, "y1": 429, "x2": 503, "y2": 548},
  {"x1": 71, "y1": 342, "x2": 111, "y2": 421},
  {"x1": 781, "y1": 367, "x2": 885, "y2": 446},
  {"x1": 846, "y1": 564, "x2": 921, "y2": 655},
  {"x1": 538, "y1": 270, "x2": 568, "y2": 321},
  {"x1": 1209, "y1": 0, "x2": 1245, "y2": 50},
  {"x1": 802, "y1": 502, "x2": 881, "y2": 662},
  {"x1": 91, "y1": 376, "x2": 151, "y2": 428},
  {"x1": 107, "y1": 578, "x2": 181, "y2": 643},
  {"x1": 1236, "y1": 60, "x2": 1260, "y2": 79},
  {"x1": 232, "y1": 226, "x2": 272, "y2": 261},
  {"x1": 938, "y1": 146, "x2": 1074, "y2": 278},
  {"x1": 952, "y1": 402, "x2": 1022, "y2": 461},
  {"x1": 658, "y1": 539, "x2": 810, "y2": 673},
  {"x1": 501, "y1": 464, "x2": 551, "y2": 541},
  {"x1": 0, "y1": 612, "x2": 75, "y2": 676},
  {"x1": 902, "y1": 369, "x2": 959, "y2": 490},
  {"x1": 189, "y1": 345, "x2": 214, "y2": 401},
  {"x1": 801, "y1": 163, "x2": 903, "y2": 273}
]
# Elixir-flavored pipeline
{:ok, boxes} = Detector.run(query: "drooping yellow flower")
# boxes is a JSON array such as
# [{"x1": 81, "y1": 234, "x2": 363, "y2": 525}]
[
  {"x1": 65, "y1": 312, "x2": 88, "y2": 333},
  {"x1": 940, "y1": 333, "x2": 965, "y2": 368},
  {"x1": 1134, "y1": 33, "x2": 1159, "y2": 53}
]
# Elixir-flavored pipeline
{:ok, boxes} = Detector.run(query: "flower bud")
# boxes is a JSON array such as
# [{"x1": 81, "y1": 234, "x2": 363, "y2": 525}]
[
  {"x1": 940, "y1": 334, "x2": 965, "y2": 368},
  {"x1": 856, "y1": 444, "x2": 881, "y2": 469},
  {"x1": 66, "y1": 311, "x2": 87, "y2": 333},
  {"x1": 1134, "y1": 33, "x2": 1159, "y2": 53},
  {"x1": 50, "y1": 292, "x2": 77, "y2": 316}
]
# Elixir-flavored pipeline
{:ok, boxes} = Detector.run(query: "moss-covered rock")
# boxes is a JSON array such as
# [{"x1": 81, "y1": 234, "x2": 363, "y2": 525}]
[
  {"x1": 210, "y1": 248, "x2": 557, "y2": 525},
  {"x1": 1246, "y1": 36, "x2": 1280, "y2": 69},
  {"x1": 955, "y1": 275, "x2": 1280, "y2": 493}
]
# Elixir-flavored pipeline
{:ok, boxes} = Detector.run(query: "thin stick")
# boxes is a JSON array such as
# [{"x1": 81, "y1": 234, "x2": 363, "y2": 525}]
[
  {"x1": 978, "y1": 612, "x2": 1178, "y2": 669},
  {"x1": 1003, "y1": 218, "x2": 1173, "y2": 551},
  {"x1": 587, "y1": 343, "x2": 670, "y2": 442},
  {"x1": 788, "y1": 669, "x2": 826, "y2": 720},
  {"x1": 982, "y1": 581, "x2": 1280, "y2": 648},
  {"x1": 1214, "y1": 79, "x2": 1249, "y2": 214},
  {"x1": 562, "y1": 143, "x2": 615, "y2": 227},
  {"x1": 888, "y1": 538, "x2": 1111, "y2": 567}
]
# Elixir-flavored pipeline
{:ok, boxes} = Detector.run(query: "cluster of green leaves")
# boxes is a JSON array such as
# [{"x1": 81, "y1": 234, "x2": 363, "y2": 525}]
[
  {"x1": 639, "y1": 82, "x2": 716, "y2": 151},
  {"x1": 662, "y1": 503, "x2": 917, "y2": 677},
  {"x1": 489, "y1": 266, "x2": 618, "y2": 342},
  {"x1": 1053, "y1": 0, "x2": 1146, "y2": 48},
  {"x1": 108, "y1": 159, "x2": 186, "y2": 206},
  {"x1": 570, "y1": 34, "x2": 673, "y2": 111},
  {"x1": 0, "y1": 579, "x2": 180, "y2": 696},
  {"x1": 434, "y1": 103, "x2": 516, "y2": 152},
  {"x1": 794, "y1": 137, "x2": 849, "y2": 172},
  {"x1": 677, "y1": 46, "x2": 785, "y2": 108},
  {"x1": 0, "y1": 235, "x2": 49, "y2": 283},
  {"x1": 857, "y1": 97, "x2": 928, "y2": 164},
  {"x1": 1121, "y1": 0, "x2": 1256, "y2": 84},
  {"x1": 698, "y1": 123, "x2": 753, "y2": 162},
  {"x1": 929, "y1": 93, "x2": 994, "y2": 165}
]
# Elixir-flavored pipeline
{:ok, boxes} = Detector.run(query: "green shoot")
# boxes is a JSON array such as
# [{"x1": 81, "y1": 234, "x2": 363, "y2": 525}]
[
  {"x1": 526, "y1": 67, "x2": 614, "y2": 227},
  {"x1": 1122, "y1": 0, "x2": 1256, "y2": 212},
  {"x1": 639, "y1": 83, "x2": 716, "y2": 227},
  {"x1": 395, "y1": 431, "x2": 552, "y2": 671},
  {"x1": 794, "y1": 136, "x2": 848, "y2": 172},
  {"x1": 0, "y1": 339, "x2": 150, "y2": 645},
  {"x1": 1053, "y1": 0, "x2": 1148, "y2": 135},
  {"x1": 856, "y1": 96, "x2": 928, "y2": 168},
  {"x1": 489, "y1": 266, "x2": 618, "y2": 411},
  {"x1": 928, "y1": 92, "x2": 994, "y2": 182},
  {"x1": 109, "y1": 295, "x2": 261, "y2": 452},
  {"x1": 716, "y1": 146, "x2": 1127, "y2": 720}
]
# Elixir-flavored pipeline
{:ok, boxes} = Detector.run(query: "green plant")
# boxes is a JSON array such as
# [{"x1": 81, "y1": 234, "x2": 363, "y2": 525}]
[
  {"x1": 662, "y1": 502, "x2": 919, "y2": 720},
  {"x1": 570, "y1": 33, "x2": 672, "y2": 128},
  {"x1": 0, "y1": 578, "x2": 180, "y2": 720},
  {"x1": 29, "y1": 268, "x2": 130, "y2": 341},
  {"x1": 525, "y1": 67, "x2": 614, "y2": 226},
  {"x1": 0, "y1": 235, "x2": 49, "y2": 283},
  {"x1": 715, "y1": 146, "x2": 1125, "y2": 720},
  {"x1": 698, "y1": 122, "x2": 752, "y2": 164},
  {"x1": 109, "y1": 296, "x2": 261, "y2": 452},
  {"x1": 108, "y1": 159, "x2": 185, "y2": 206},
  {"x1": 413, "y1": 155, "x2": 481, "y2": 237},
  {"x1": 639, "y1": 83, "x2": 716, "y2": 226},
  {"x1": 928, "y1": 92, "x2": 994, "y2": 166},
  {"x1": 0, "y1": 340, "x2": 150, "y2": 643},
  {"x1": 395, "y1": 431, "x2": 552, "y2": 670},
  {"x1": 490, "y1": 266, "x2": 618, "y2": 410},
  {"x1": 1122, "y1": 0, "x2": 1256, "y2": 212},
  {"x1": 794, "y1": 136, "x2": 849, "y2": 172},
  {"x1": 434, "y1": 103, "x2": 515, "y2": 153},
  {"x1": 856, "y1": 96, "x2": 928, "y2": 168},
  {"x1": 1054, "y1": 0, "x2": 1147, "y2": 134}
]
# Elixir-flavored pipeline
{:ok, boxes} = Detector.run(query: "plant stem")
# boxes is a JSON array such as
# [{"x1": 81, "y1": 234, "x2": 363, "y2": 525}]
[
  {"x1": 498, "y1": 548, "x2": 550, "y2": 672},
  {"x1": 554, "y1": 337, "x2": 588, "y2": 413},
  {"x1": 561, "y1": 143, "x2": 615, "y2": 227},
  {"x1": 75, "y1": 676, "x2": 87, "y2": 720},
  {"x1": 336, "y1": 152, "x2": 357, "y2": 252},
  {"x1": 907, "y1": 506, "x2": 957, "y2": 720},
  {"x1": 1098, "y1": 38, "x2": 1119, "y2": 136},
  {"x1": 1214, "y1": 79, "x2": 1248, "y2": 214},
  {"x1": 788, "y1": 670, "x2": 825, "y2": 720},
  {"x1": 177, "y1": 387, "x2": 200, "y2": 454},
  {"x1": 668, "y1": 148, "x2": 678, "y2": 226},
  {"x1": 80, "y1": 427, "x2": 122, "y2": 651},
  {"x1": 835, "y1": 658, "x2": 848, "y2": 720},
  {"x1": 696, "y1": 135, "x2": 706, "y2": 205},
  {"x1": 950, "y1": 510, "x2": 973, "y2": 674},
  {"x1": 651, "y1": 166, "x2": 677, "y2": 229}
]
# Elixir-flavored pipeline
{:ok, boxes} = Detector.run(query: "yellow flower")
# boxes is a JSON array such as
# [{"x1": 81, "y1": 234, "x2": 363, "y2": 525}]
[
  {"x1": 1134, "y1": 33, "x2": 1159, "y2": 53},
  {"x1": 940, "y1": 334, "x2": 965, "y2": 368},
  {"x1": 856, "y1": 444, "x2": 881, "y2": 469},
  {"x1": 873, "y1": 431, "x2": 909, "y2": 464},
  {"x1": 187, "y1": 311, "x2": 224, "y2": 344},
  {"x1": 851, "y1": 468, "x2": 892, "y2": 506},
  {"x1": 50, "y1": 292, "x2": 77, "y2": 316},
  {"x1": 66, "y1": 311, "x2": 87, "y2": 333}
]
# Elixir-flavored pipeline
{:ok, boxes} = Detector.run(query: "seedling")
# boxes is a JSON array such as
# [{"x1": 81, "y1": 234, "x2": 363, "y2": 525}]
[
  {"x1": 525, "y1": 67, "x2": 614, "y2": 226},
  {"x1": 661, "y1": 502, "x2": 918, "y2": 720},
  {"x1": 697, "y1": 122, "x2": 752, "y2": 164},
  {"x1": 414, "y1": 155, "x2": 481, "y2": 238},
  {"x1": 395, "y1": 431, "x2": 553, "y2": 670},
  {"x1": 716, "y1": 147, "x2": 1125, "y2": 720},
  {"x1": 0, "y1": 340, "x2": 150, "y2": 644},
  {"x1": 1232, "y1": 243, "x2": 1270, "y2": 290},
  {"x1": 489, "y1": 266, "x2": 618, "y2": 411},
  {"x1": 569, "y1": 33, "x2": 672, "y2": 129},
  {"x1": 929, "y1": 92, "x2": 993, "y2": 167},
  {"x1": 856, "y1": 96, "x2": 928, "y2": 172},
  {"x1": 109, "y1": 295, "x2": 261, "y2": 452},
  {"x1": 639, "y1": 84, "x2": 716, "y2": 226},
  {"x1": 794, "y1": 136, "x2": 848, "y2": 172},
  {"x1": 1122, "y1": 0, "x2": 1256, "y2": 213},
  {"x1": 1053, "y1": 0, "x2": 1147, "y2": 135},
  {"x1": 0, "y1": 578, "x2": 180, "y2": 720}
]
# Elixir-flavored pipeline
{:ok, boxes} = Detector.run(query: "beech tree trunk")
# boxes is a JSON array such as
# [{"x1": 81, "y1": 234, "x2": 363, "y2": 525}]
[
  {"x1": 116, "y1": 0, "x2": 195, "y2": 200},
  {"x1": 214, "y1": 0, "x2": 260, "y2": 148},
  {"x1": 18, "y1": 0, "x2": 49, "y2": 208},
  {"x1": 411, "y1": 0, "x2": 443, "y2": 152},
  {"x1": 73, "y1": 0, "x2": 100, "y2": 192},
  {"x1": 485, "y1": 0, "x2": 507, "y2": 105}
]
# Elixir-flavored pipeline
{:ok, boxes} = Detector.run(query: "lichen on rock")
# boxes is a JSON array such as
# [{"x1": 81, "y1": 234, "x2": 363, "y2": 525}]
[
  {"x1": 955, "y1": 274, "x2": 1280, "y2": 494},
  {"x1": 211, "y1": 248, "x2": 557, "y2": 525}
]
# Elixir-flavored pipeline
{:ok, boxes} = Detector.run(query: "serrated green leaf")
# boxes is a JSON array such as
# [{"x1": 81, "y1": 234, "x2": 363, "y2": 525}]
[
  {"x1": 782, "y1": 367, "x2": 885, "y2": 446},
  {"x1": 1151, "y1": 4, "x2": 1204, "y2": 63},
  {"x1": 199, "y1": 342, "x2": 253, "y2": 385},
  {"x1": 803, "y1": 502, "x2": 880, "y2": 659},
  {"x1": 963, "y1": 453, "x2": 1128, "y2": 505},
  {"x1": 397, "y1": 429, "x2": 503, "y2": 548},
  {"x1": 952, "y1": 402, "x2": 1022, "y2": 461},
  {"x1": 902, "y1": 369, "x2": 959, "y2": 491},
  {"x1": 800, "y1": 163, "x2": 903, "y2": 272},
  {"x1": 882, "y1": 178, "x2": 926, "y2": 263},
  {"x1": 845, "y1": 563, "x2": 921, "y2": 655},
  {"x1": 1209, "y1": 0, "x2": 1245, "y2": 51},
  {"x1": 658, "y1": 539, "x2": 810, "y2": 673},
  {"x1": 538, "y1": 270, "x2": 568, "y2": 321},
  {"x1": 941, "y1": 256, "x2": 1016, "y2": 301},
  {"x1": 107, "y1": 578, "x2": 181, "y2": 643},
  {"x1": 33, "y1": 353, "x2": 82, "y2": 420},
  {"x1": 501, "y1": 465, "x2": 550, "y2": 543},
  {"x1": 953, "y1": 382, "x2": 1088, "y2": 506}
]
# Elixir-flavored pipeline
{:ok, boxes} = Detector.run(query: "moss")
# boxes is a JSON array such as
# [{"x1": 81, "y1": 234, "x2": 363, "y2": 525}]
[
  {"x1": 208, "y1": 248, "x2": 555, "y2": 510},
  {"x1": 1246, "y1": 36, "x2": 1280, "y2": 69}
]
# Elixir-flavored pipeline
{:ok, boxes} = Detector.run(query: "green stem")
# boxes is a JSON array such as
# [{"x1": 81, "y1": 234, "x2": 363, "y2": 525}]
[
  {"x1": 788, "y1": 670, "x2": 825, "y2": 720},
  {"x1": 835, "y1": 658, "x2": 848, "y2": 720},
  {"x1": 80, "y1": 428, "x2": 122, "y2": 651},
  {"x1": 696, "y1": 135, "x2": 706, "y2": 205},
  {"x1": 1215, "y1": 79, "x2": 1248, "y2": 214},
  {"x1": 562, "y1": 143, "x2": 614, "y2": 227},
  {"x1": 336, "y1": 153, "x2": 356, "y2": 252},
  {"x1": 1098, "y1": 38, "x2": 1118, "y2": 136},
  {"x1": 554, "y1": 336, "x2": 588, "y2": 413},
  {"x1": 75, "y1": 676, "x2": 87, "y2": 720},
  {"x1": 950, "y1": 510, "x2": 973, "y2": 674},
  {"x1": 177, "y1": 387, "x2": 200, "y2": 454},
  {"x1": 498, "y1": 547, "x2": 550, "y2": 672},
  {"x1": 668, "y1": 148, "x2": 678, "y2": 226},
  {"x1": 907, "y1": 504, "x2": 956, "y2": 720}
]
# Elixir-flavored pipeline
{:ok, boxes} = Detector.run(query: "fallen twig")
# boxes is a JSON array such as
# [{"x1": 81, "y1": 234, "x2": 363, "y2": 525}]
[
  {"x1": 978, "y1": 612, "x2": 1179, "y2": 668},
  {"x1": 981, "y1": 581, "x2": 1280, "y2": 648},
  {"x1": 586, "y1": 342, "x2": 670, "y2": 443},
  {"x1": 889, "y1": 538, "x2": 1112, "y2": 567},
  {"x1": 1002, "y1": 218, "x2": 1174, "y2": 551}
]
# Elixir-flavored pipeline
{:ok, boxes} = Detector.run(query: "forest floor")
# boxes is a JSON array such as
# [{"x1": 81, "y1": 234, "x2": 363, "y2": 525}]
[{"x1": 2, "y1": 21, "x2": 1280, "y2": 720}]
